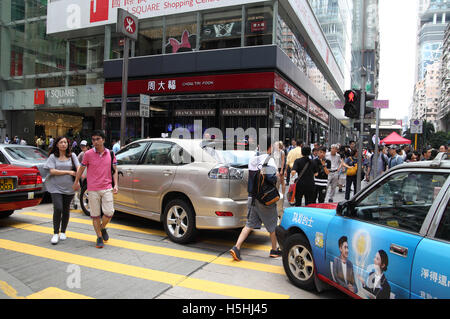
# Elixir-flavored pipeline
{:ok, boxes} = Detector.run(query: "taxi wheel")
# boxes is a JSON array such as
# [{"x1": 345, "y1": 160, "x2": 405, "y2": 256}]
[
  {"x1": 163, "y1": 199, "x2": 197, "y2": 244},
  {"x1": 282, "y1": 233, "x2": 316, "y2": 291},
  {"x1": 0, "y1": 211, "x2": 14, "y2": 218}
]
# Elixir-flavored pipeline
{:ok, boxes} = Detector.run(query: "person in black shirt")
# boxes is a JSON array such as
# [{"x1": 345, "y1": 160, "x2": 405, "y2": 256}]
[
  {"x1": 291, "y1": 146, "x2": 315, "y2": 206},
  {"x1": 313, "y1": 147, "x2": 331, "y2": 203}
]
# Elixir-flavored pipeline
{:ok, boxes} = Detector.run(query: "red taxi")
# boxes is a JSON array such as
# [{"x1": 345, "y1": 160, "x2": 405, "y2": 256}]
[{"x1": 0, "y1": 164, "x2": 44, "y2": 218}]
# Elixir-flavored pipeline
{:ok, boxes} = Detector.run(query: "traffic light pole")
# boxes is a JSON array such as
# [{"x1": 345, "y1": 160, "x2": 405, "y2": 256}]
[
  {"x1": 356, "y1": 0, "x2": 368, "y2": 193},
  {"x1": 356, "y1": 70, "x2": 366, "y2": 193}
]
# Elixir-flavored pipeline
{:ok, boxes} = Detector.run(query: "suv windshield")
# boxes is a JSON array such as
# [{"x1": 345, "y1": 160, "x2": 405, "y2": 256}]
[{"x1": 5, "y1": 147, "x2": 48, "y2": 162}]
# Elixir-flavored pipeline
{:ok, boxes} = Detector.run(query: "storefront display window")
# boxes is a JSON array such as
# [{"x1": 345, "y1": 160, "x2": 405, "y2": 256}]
[
  {"x1": 200, "y1": 8, "x2": 242, "y2": 50},
  {"x1": 137, "y1": 18, "x2": 164, "y2": 56},
  {"x1": 35, "y1": 111, "x2": 83, "y2": 139},
  {"x1": 245, "y1": 5, "x2": 273, "y2": 47},
  {"x1": 165, "y1": 14, "x2": 197, "y2": 53}
]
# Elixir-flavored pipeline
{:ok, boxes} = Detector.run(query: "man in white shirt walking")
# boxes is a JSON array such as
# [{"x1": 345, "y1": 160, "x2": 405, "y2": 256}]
[{"x1": 326, "y1": 144, "x2": 342, "y2": 203}]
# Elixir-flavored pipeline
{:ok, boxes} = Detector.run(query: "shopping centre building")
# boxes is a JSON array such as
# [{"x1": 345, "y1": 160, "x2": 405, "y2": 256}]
[{"x1": 0, "y1": 0, "x2": 359, "y2": 146}]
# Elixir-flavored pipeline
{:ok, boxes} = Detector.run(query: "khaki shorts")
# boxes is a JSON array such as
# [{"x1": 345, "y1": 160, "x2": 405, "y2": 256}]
[{"x1": 89, "y1": 188, "x2": 114, "y2": 218}]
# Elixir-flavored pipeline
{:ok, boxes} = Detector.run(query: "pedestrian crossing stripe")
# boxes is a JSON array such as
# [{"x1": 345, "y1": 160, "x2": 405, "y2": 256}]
[
  {"x1": 0, "y1": 239, "x2": 289, "y2": 299},
  {"x1": 0, "y1": 281, "x2": 92, "y2": 299},
  {"x1": 27, "y1": 287, "x2": 93, "y2": 299},
  {"x1": 6, "y1": 222, "x2": 285, "y2": 275},
  {"x1": 19, "y1": 211, "x2": 273, "y2": 252}
]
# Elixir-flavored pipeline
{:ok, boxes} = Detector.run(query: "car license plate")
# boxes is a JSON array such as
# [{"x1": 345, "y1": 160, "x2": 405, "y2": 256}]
[{"x1": 0, "y1": 178, "x2": 14, "y2": 191}]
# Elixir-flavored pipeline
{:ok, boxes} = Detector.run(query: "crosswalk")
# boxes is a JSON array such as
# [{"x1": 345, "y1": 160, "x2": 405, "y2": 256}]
[{"x1": 0, "y1": 206, "x2": 315, "y2": 300}]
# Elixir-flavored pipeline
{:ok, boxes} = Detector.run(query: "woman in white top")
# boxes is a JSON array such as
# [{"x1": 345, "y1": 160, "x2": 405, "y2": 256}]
[{"x1": 44, "y1": 137, "x2": 80, "y2": 245}]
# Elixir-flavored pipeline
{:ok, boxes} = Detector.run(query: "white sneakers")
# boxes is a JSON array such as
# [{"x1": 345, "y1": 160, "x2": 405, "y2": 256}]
[
  {"x1": 51, "y1": 233, "x2": 67, "y2": 245},
  {"x1": 51, "y1": 234, "x2": 59, "y2": 245}
]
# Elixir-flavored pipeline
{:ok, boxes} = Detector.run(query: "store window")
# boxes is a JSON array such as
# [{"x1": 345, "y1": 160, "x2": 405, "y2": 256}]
[
  {"x1": 200, "y1": 7, "x2": 242, "y2": 50},
  {"x1": 165, "y1": 14, "x2": 197, "y2": 54},
  {"x1": 245, "y1": 4, "x2": 273, "y2": 47},
  {"x1": 137, "y1": 18, "x2": 164, "y2": 56}
]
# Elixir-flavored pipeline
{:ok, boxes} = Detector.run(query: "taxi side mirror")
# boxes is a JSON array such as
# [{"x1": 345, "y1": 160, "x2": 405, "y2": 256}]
[{"x1": 336, "y1": 201, "x2": 355, "y2": 217}]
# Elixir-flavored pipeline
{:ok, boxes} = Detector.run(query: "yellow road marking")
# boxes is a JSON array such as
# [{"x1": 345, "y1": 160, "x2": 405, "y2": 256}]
[
  {"x1": 21, "y1": 212, "x2": 167, "y2": 237},
  {"x1": 18, "y1": 211, "x2": 273, "y2": 251},
  {"x1": 26, "y1": 287, "x2": 93, "y2": 299},
  {"x1": 0, "y1": 239, "x2": 289, "y2": 299},
  {"x1": 7, "y1": 223, "x2": 285, "y2": 275},
  {"x1": 0, "y1": 281, "x2": 25, "y2": 299},
  {"x1": 0, "y1": 281, "x2": 90, "y2": 299}
]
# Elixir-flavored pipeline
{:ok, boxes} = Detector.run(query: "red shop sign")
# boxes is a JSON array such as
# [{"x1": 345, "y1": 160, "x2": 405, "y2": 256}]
[
  {"x1": 104, "y1": 72, "x2": 276, "y2": 96},
  {"x1": 274, "y1": 73, "x2": 307, "y2": 109},
  {"x1": 309, "y1": 100, "x2": 329, "y2": 123}
]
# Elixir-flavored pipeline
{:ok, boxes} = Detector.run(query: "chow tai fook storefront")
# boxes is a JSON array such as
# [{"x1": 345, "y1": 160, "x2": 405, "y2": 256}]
[{"x1": 104, "y1": 70, "x2": 331, "y2": 145}]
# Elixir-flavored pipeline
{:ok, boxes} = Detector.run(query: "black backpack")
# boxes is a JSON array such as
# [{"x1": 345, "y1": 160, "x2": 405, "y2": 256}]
[{"x1": 253, "y1": 156, "x2": 280, "y2": 206}]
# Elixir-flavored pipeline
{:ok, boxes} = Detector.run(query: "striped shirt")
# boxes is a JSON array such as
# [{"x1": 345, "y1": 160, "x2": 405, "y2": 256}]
[{"x1": 313, "y1": 158, "x2": 331, "y2": 187}]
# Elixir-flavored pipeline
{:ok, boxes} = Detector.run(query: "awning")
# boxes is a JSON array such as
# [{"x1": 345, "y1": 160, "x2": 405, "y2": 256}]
[{"x1": 380, "y1": 132, "x2": 411, "y2": 145}]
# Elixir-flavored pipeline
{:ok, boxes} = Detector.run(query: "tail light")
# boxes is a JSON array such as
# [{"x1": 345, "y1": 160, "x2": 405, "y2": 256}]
[
  {"x1": 17, "y1": 172, "x2": 42, "y2": 190},
  {"x1": 208, "y1": 165, "x2": 244, "y2": 180},
  {"x1": 215, "y1": 211, "x2": 234, "y2": 217}
]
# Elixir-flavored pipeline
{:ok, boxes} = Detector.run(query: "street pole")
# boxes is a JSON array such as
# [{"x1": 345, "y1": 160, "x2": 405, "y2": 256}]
[
  {"x1": 374, "y1": 107, "x2": 380, "y2": 180},
  {"x1": 120, "y1": 37, "x2": 130, "y2": 147},
  {"x1": 356, "y1": 0, "x2": 367, "y2": 193},
  {"x1": 415, "y1": 134, "x2": 418, "y2": 151}
]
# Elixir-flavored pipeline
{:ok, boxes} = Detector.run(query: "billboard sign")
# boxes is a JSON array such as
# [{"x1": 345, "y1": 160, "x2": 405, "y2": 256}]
[{"x1": 47, "y1": 0, "x2": 264, "y2": 34}]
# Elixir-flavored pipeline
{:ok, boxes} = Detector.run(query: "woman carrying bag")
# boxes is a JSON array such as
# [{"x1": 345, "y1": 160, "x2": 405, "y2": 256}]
[
  {"x1": 342, "y1": 149, "x2": 358, "y2": 200},
  {"x1": 291, "y1": 146, "x2": 316, "y2": 206},
  {"x1": 44, "y1": 136, "x2": 80, "y2": 245}
]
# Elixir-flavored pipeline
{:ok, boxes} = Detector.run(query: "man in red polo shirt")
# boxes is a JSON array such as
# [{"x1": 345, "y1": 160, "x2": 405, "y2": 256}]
[{"x1": 73, "y1": 130, "x2": 118, "y2": 248}]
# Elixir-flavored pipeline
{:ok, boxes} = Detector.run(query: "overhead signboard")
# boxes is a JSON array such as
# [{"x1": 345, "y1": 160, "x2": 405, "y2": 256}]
[
  {"x1": 47, "y1": 0, "x2": 264, "y2": 34},
  {"x1": 373, "y1": 100, "x2": 389, "y2": 109}
]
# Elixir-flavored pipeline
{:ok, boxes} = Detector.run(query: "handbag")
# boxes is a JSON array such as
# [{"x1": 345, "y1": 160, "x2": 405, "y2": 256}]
[
  {"x1": 70, "y1": 153, "x2": 77, "y2": 182},
  {"x1": 346, "y1": 157, "x2": 357, "y2": 176}
]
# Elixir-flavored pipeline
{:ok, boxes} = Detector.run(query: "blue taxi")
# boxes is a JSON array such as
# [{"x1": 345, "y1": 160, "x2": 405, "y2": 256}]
[{"x1": 276, "y1": 153, "x2": 450, "y2": 299}]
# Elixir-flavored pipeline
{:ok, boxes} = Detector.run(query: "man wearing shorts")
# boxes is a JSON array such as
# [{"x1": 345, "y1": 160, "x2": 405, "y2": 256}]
[
  {"x1": 73, "y1": 130, "x2": 118, "y2": 248},
  {"x1": 229, "y1": 137, "x2": 282, "y2": 261}
]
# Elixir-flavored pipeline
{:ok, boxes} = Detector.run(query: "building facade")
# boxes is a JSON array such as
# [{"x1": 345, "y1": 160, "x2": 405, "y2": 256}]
[
  {"x1": 411, "y1": 0, "x2": 450, "y2": 131},
  {"x1": 1, "y1": 0, "x2": 376, "y2": 146},
  {"x1": 438, "y1": 22, "x2": 450, "y2": 131}
]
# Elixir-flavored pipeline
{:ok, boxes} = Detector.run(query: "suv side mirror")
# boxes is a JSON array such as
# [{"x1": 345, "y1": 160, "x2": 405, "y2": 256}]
[{"x1": 336, "y1": 201, "x2": 355, "y2": 217}]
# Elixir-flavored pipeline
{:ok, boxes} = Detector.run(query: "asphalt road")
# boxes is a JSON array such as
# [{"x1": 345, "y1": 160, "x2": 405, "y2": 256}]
[{"x1": 0, "y1": 190, "x2": 350, "y2": 300}]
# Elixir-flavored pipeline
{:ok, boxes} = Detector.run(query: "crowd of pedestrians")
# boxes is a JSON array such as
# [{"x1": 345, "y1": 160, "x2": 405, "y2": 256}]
[{"x1": 271, "y1": 139, "x2": 450, "y2": 207}]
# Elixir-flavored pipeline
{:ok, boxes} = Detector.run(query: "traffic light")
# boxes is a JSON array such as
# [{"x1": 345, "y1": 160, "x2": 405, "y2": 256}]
[
  {"x1": 344, "y1": 90, "x2": 377, "y2": 118},
  {"x1": 364, "y1": 93, "x2": 376, "y2": 116},
  {"x1": 344, "y1": 89, "x2": 361, "y2": 119}
]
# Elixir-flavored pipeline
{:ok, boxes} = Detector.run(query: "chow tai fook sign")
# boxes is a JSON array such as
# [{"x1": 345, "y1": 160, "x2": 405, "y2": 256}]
[
  {"x1": 104, "y1": 71, "x2": 329, "y2": 117},
  {"x1": 47, "y1": 0, "x2": 264, "y2": 34}
]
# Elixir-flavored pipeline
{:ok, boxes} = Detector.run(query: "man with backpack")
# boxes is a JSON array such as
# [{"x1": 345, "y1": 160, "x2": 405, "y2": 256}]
[{"x1": 230, "y1": 137, "x2": 282, "y2": 261}]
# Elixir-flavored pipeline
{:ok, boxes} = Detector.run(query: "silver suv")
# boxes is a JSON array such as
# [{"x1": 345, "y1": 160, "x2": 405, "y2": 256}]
[{"x1": 81, "y1": 139, "x2": 254, "y2": 243}]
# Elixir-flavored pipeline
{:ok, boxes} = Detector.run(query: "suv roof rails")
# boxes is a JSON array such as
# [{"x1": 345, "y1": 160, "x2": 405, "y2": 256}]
[{"x1": 430, "y1": 152, "x2": 449, "y2": 168}]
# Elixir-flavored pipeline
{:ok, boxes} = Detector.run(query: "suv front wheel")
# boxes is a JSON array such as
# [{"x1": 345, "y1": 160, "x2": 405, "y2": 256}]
[{"x1": 163, "y1": 199, "x2": 197, "y2": 244}]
